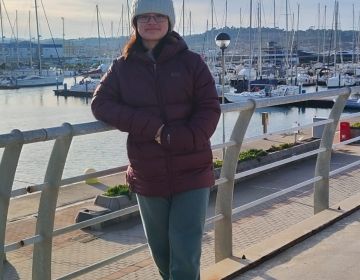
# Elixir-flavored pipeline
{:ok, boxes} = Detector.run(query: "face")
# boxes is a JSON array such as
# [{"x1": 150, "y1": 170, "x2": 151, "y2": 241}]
[{"x1": 136, "y1": 13, "x2": 169, "y2": 49}]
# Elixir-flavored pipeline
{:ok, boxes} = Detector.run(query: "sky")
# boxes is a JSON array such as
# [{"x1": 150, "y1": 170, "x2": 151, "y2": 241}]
[{"x1": 2, "y1": 0, "x2": 360, "y2": 40}]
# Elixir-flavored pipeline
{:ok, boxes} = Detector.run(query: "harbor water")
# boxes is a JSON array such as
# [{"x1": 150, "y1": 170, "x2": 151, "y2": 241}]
[{"x1": 0, "y1": 81, "x2": 350, "y2": 190}]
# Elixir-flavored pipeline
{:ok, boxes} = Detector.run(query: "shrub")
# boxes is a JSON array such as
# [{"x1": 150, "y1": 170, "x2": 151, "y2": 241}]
[
  {"x1": 239, "y1": 149, "x2": 267, "y2": 162},
  {"x1": 350, "y1": 122, "x2": 360, "y2": 128},
  {"x1": 278, "y1": 143, "x2": 294, "y2": 149},
  {"x1": 213, "y1": 143, "x2": 299, "y2": 168},
  {"x1": 213, "y1": 159, "x2": 223, "y2": 168},
  {"x1": 103, "y1": 184, "x2": 132, "y2": 199},
  {"x1": 267, "y1": 143, "x2": 295, "y2": 152},
  {"x1": 267, "y1": 145, "x2": 282, "y2": 153}
]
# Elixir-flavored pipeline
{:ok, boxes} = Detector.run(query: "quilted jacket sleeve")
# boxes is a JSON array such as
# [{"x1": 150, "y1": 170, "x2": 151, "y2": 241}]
[
  {"x1": 160, "y1": 55, "x2": 221, "y2": 151},
  {"x1": 91, "y1": 60, "x2": 163, "y2": 139}
]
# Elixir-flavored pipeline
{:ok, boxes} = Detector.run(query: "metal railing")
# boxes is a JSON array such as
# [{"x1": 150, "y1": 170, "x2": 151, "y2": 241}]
[{"x1": 1, "y1": 86, "x2": 360, "y2": 279}]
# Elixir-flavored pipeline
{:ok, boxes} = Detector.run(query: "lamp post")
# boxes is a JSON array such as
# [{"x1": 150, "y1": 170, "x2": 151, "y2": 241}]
[{"x1": 215, "y1": 32, "x2": 231, "y2": 159}]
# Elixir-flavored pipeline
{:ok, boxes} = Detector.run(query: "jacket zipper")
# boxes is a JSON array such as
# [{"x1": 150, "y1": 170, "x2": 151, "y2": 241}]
[{"x1": 153, "y1": 63, "x2": 173, "y2": 195}]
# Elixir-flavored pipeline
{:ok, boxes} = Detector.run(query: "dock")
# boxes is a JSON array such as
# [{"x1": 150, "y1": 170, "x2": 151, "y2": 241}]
[{"x1": 54, "y1": 89, "x2": 93, "y2": 98}]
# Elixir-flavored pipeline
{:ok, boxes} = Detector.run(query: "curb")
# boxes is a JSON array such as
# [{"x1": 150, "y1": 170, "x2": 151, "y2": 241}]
[{"x1": 201, "y1": 193, "x2": 360, "y2": 280}]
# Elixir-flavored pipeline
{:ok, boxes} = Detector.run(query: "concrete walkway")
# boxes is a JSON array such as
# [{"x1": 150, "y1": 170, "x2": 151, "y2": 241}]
[
  {"x1": 3, "y1": 129, "x2": 360, "y2": 279},
  {"x1": 235, "y1": 209, "x2": 360, "y2": 280}
]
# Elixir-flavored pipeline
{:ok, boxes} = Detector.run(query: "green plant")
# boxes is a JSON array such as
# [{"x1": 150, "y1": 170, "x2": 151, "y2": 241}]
[
  {"x1": 213, "y1": 143, "x2": 300, "y2": 168},
  {"x1": 239, "y1": 149, "x2": 267, "y2": 162},
  {"x1": 267, "y1": 143, "x2": 295, "y2": 153},
  {"x1": 267, "y1": 145, "x2": 282, "y2": 153},
  {"x1": 278, "y1": 143, "x2": 295, "y2": 149},
  {"x1": 213, "y1": 159, "x2": 223, "y2": 168},
  {"x1": 103, "y1": 184, "x2": 132, "y2": 199},
  {"x1": 350, "y1": 122, "x2": 360, "y2": 128}
]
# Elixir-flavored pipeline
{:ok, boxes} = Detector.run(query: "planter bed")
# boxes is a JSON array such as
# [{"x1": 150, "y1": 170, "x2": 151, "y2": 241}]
[
  {"x1": 214, "y1": 138, "x2": 321, "y2": 183},
  {"x1": 77, "y1": 138, "x2": 321, "y2": 228}
]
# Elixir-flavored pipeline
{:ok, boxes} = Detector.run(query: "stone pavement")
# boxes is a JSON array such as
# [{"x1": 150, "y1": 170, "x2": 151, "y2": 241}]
[
  {"x1": 3, "y1": 129, "x2": 360, "y2": 279},
  {"x1": 235, "y1": 209, "x2": 360, "y2": 280}
]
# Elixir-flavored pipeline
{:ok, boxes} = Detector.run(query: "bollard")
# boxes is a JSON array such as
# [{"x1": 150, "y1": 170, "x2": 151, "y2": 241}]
[
  {"x1": 262, "y1": 112, "x2": 269, "y2": 136},
  {"x1": 293, "y1": 121, "x2": 300, "y2": 143},
  {"x1": 84, "y1": 168, "x2": 99, "y2": 184}
]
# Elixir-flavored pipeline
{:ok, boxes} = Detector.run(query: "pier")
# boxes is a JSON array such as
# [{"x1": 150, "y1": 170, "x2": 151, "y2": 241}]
[
  {"x1": 53, "y1": 89, "x2": 93, "y2": 98},
  {"x1": 1, "y1": 87, "x2": 360, "y2": 279}
]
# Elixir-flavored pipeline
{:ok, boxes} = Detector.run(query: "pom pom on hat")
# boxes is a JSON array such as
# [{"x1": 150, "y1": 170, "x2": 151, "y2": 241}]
[{"x1": 131, "y1": 0, "x2": 175, "y2": 30}]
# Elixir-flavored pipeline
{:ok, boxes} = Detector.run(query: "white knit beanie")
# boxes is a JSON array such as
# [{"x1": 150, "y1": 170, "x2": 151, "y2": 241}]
[{"x1": 131, "y1": 0, "x2": 175, "y2": 30}]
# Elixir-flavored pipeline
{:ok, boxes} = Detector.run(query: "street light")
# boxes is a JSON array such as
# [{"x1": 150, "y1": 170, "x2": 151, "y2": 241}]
[
  {"x1": 215, "y1": 32, "x2": 230, "y2": 105},
  {"x1": 215, "y1": 32, "x2": 230, "y2": 159}
]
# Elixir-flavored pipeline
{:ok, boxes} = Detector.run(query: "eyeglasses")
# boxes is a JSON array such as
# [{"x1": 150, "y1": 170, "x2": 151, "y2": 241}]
[{"x1": 137, "y1": 14, "x2": 168, "y2": 24}]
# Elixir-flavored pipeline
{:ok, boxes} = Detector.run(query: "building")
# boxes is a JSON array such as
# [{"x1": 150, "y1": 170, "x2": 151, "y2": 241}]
[{"x1": 0, "y1": 41, "x2": 63, "y2": 65}]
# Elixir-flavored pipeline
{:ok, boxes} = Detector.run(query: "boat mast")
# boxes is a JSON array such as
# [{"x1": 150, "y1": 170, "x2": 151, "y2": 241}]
[
  {"x1": 225, "y1": 0, "x2": 228, "y2": 27},
  {"x1": 273, "y1": 0, "x2": 276, "y2": 65},
  {"x1": 322, "y1": 5, "x2": 327, "y2": 64},
  {"x1": 317, "y1": 3, "x2": 320, "y2": 63},
  {"x1": 189, "y1": 11, "x2": 191, "y2": 36},
  {"x1": 211, "y1": 0, "x2": 214, "y2": 30},
  {"x1": 209, "y1": 0, "x2": 214, "y2": 67},
  {"x1": 258, "y1": 1, "x2": 262, "y2": 78},
  {"x1": 61, "y1": 17, "x2": 65, "y2": 60},
  {"x1": 352, "y1": 4, "x2": 355, "y2": 65},
  {"x1": 127, "y1": 0, "x2": 130, "y2": 36},
  {"x1": 358, "y1": 11, "x2": 360, "y2": 63},
  {"x1": 285, "y1": 0, "x2": 289, "y2": 69},
  {"x1": 16, "y1": 10, "x2": 19, "y2": 67},
  {"x1": 295, "y1": 4, "x2": 300, "y2": 82},
  {"x1": 96, "y1": 4, "x2": 101, "y2": 62},
  {"x1": 121, "y1": 4, "x2": 124, "y2": 37},
  {"x1": 333, "y1": 1, "x2": 338, "y2": 70},
  {"x1": 34, "y1": 0, "x2": 42, "y2": 75},
  {"x1": 273, "y1": 0, "x2": 276, "y2": 28},
  {"x1": 0, "y1": 1, "x2": 5, "y2": 64},
  {"x1": 29, "y1": 11, "x2": 32, "y2": 67},
  {"x1": 248, "y1": 0, "x2": 253, "y2": 91},
  {"x1": 182, "y1": 0, "x2": 185, "y2": 36}
]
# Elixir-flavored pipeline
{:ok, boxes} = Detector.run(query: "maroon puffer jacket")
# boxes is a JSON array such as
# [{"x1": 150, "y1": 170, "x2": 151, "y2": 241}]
[{"x1": 91, "y1": 32, "x2": 221, "y2": 197}]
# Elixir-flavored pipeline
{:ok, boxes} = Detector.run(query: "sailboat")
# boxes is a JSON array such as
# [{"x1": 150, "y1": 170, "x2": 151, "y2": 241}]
[
  {"x1": 326, "y1": 1, "x2": 356, "y2": 88},
  {"x1": 53, "y1": 5, "x2": 108, "y2": 97},
  {"x1": 15, "y1": 0, "x2": 64, "y2": 87}
]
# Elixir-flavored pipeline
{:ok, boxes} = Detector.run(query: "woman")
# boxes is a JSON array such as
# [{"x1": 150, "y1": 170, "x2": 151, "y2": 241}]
[{"x1": 91, "y1": 0, "x2": 221, "y2": 279}]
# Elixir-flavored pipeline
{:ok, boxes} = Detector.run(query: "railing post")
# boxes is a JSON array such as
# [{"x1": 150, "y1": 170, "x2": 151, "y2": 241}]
[
  {"x1": 0, "y1": 130, "x2": 23, "y2": 279},
  {"x1": 215, "y1": 101, "x2": 256, "y2": 262},
  {"x1": 313, "y1": 88, "x2": 350, "y2": 214},
  {"x1": 32, "y1": 123, "x2": 73, "y2": 280}
]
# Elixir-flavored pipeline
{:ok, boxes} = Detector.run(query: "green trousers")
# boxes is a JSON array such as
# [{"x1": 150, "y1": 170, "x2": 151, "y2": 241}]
[{"x1": 137, "y1": 187, "x2": 210, "y2": 280}]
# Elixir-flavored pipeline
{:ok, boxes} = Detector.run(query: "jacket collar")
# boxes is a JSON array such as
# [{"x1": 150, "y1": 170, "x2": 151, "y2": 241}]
[{"x1": 131, "y1": 31, "x2": 188, "y2": 64}]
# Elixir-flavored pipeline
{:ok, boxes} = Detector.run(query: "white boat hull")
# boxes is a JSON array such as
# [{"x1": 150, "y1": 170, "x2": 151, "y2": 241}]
[
  {"x1": 327, "y1": 75, "x2": 357, "y2": 88},
  {"x1": 16, "y1": 76, "x2": 64, "y2": 87},
  {"x1": 69, "y1": 79, "x2": 100, "y2": 93},
  {"x1": 345, "y1": 98, "x2": 360, "y2": 109}
]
